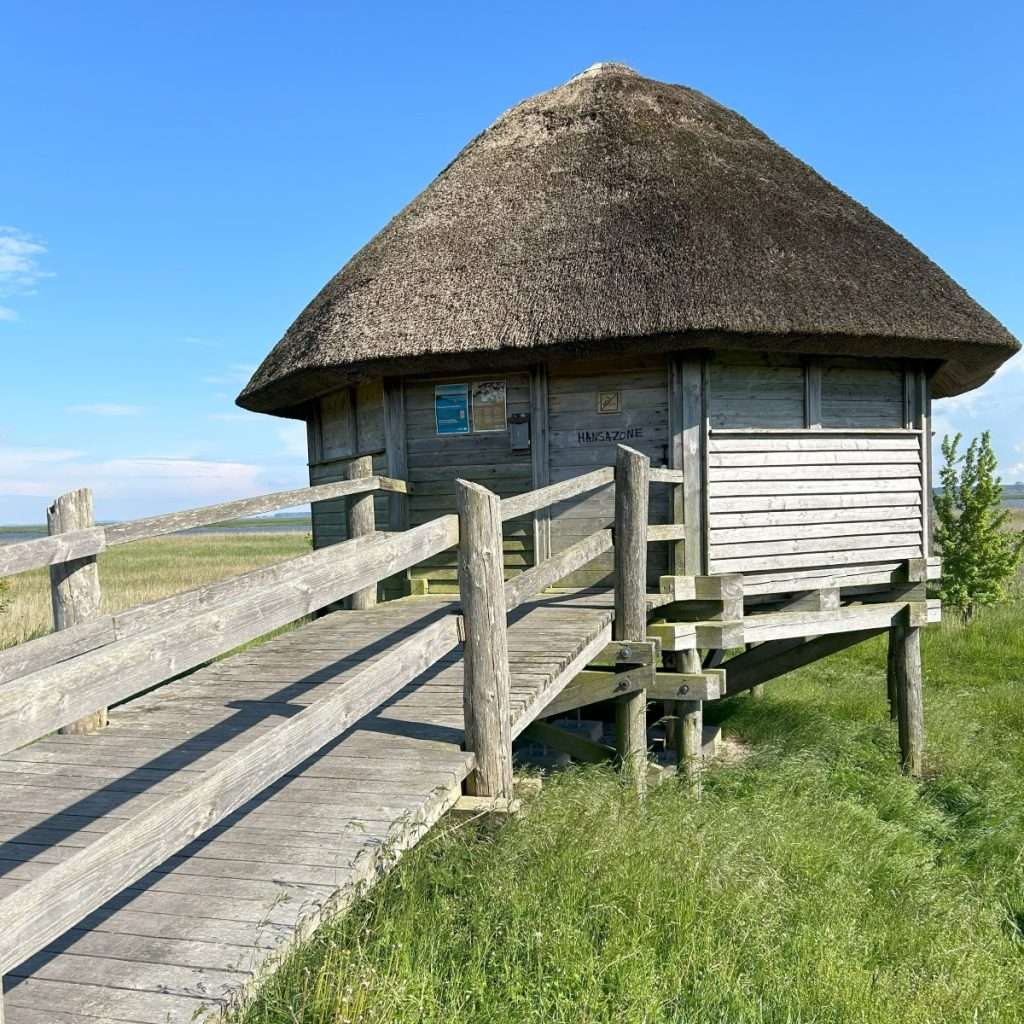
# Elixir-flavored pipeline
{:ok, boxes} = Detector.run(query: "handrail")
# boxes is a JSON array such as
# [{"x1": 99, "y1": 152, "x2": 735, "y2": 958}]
[
  {"x1": 0, "y1": 514, "x2": 459, "y2": 754},
  {"x1": 2, "y1": 462, "x2": 684, "y2": 682},
  {"x1": 0, "y1": 528, "x2": 389, "y2": 685},
  {"x1": 504, "y1": 530, "x2": 613, "y2": 611},
  {"x1": 500, "y1": 467, "x2": 613, "y2": 521},
  {"x1": 0, "y1": 475, "x2": 410, "y2": 579}
]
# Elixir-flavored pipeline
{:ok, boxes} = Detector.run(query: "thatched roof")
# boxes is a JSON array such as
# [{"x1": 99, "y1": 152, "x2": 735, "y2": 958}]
[{"x1": 238, "y1": 62, "x2": 1018, "y2": 415}]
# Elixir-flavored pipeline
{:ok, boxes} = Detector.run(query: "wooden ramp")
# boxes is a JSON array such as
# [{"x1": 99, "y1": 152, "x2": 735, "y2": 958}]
[{"x1": 0, "y1": 592, "x2": 612, "y2": 1022}]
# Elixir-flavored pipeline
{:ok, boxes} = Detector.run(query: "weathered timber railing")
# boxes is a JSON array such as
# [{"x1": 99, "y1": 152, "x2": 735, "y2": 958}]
[
  {"x1": 0, "y1": 475, "x2": 411, "y2": 729},
  {"x1": 0, "y1": 445, "x2": 675, "y2": 1010},
  {"x1": 0, "y1": 475, "x2": 408, "y2": 579}
]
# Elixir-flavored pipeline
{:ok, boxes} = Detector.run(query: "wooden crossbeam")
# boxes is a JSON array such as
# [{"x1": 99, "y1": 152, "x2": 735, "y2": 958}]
[
  {"x1": 721, "y1": 628, "x2": 888, "y2": 695},
  {"x1": 648, "y1": 620, "x2": 745, "y2": 651},
  {"x1": 658, "y1": 573, "x2": 744, "y2": 602},
  {"x1": 588, "y1": 640, "x2": 659, "y2": 668},
  {"x1": 742, "y1": 600, "x2": 928, "y2": 644},
  {"x1": 647, "y1": 670, "x2": 724, "y2": 702},
  {"x1": 542, "y1": 666, "x2": 653, "y2": 717}
]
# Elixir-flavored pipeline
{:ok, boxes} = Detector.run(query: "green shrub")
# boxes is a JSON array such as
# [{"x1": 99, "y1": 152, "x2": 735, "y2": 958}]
[{"x1": 934, "y1": 431, "x2": 1024, "y2": 622}]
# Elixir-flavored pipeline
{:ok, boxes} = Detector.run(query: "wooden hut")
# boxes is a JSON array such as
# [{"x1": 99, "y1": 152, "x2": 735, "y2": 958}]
[{"x1": 237, "y1": 63, "x2": 1019, "y2": 768}]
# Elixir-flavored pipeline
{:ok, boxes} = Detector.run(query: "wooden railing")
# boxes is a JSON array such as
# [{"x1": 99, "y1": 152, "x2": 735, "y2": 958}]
[
  {"x1": 0, "y1": 473, "x2": 412, "y2": 732},
  {"x1": 0, "y1": 444, "x2": 670, "y2": 1000},
  {"x1": 0, "y1": 475, "x2": 408, "y2": 579}
]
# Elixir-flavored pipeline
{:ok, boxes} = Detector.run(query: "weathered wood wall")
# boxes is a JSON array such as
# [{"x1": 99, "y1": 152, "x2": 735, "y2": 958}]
[
  {"x1": 707, "y1": 430, "x2": 925, "y2": 591},
  {"x1": 405, "y1": 371, "x2": 534, "y2": 591},
  {"x1": 301, "y1": 351, "x2": 929, "y2": 594},
  {"x1": 308, "y1": 382, "x2": 390, "y2": 549},
  {"x1": 708, "y1": 353, "x2": 805, "y2": 429},
  {"x1": 546, "y1": 356, "x2": 671, "y2": 588},
  {"x1": 820, "y1": 359, "x2": 906, "y2": 428}
]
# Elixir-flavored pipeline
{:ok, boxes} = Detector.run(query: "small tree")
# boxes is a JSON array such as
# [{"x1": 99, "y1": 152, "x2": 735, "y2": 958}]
[{"x1": 934, "y1": 431, "x2": 1024, "y2": 622}]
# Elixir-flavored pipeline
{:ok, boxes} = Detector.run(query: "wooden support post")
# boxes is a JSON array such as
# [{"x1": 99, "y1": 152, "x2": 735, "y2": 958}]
[
  {"x1": 804, "y1": 359, "x2": 822, "y2": 429},
  {"x1": 892, "y1": 611, "x2": 924, "y2": 776},
  {"x1": 529, "y1": 363, "x2": 552, "y2": 564},
  {"x1": 383, "y1": 377, "x2": 409, "y2": 534},
  {"x1": 750, "y1": 684, "x2": 765, "y2": 703},
  {"x1": 680, "y1": 357, "x2": 706, "y2": 575},
  {"x1": 666, "y1": 356, "x2": 685, "y2": 746},
  {"x1": 676, "y1": 647, "x2": 704, "y2": 797},
  {"x1": 613, "y1": 445, "x2": 650, "y2": 797},
  {"x1": 47, "y1": 488, "x2": 106, "y2": 734},
  {"x1": 346, "y1": 455, "x2": 377, "y2": 610},
  {"x1": 456, "y1": 479, "x2": 513, "y2": 800}
]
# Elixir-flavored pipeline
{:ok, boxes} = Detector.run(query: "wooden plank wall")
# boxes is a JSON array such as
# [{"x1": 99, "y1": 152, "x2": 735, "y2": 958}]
[
  {"x1": 708, "y1": 353, "x2": 805, "y2": 429},
  {"x1": 405, "y1": 371, "x2": 534, "y2": 590},
  {"x1": 308, "y1": 381, "x2": 390, "y2": 550},
  {"x1": 705, "y1": 353, "x2": 922, "y2": 593},
  {"x1": 546, "y1": 356, "x2": 671, "y2": 588},
  {"x1": 707, "y1": 430, "x2": 925, "y2": 593},
  {"x1": 821, "y1": 359, "x2": 906, "y2": 428}
]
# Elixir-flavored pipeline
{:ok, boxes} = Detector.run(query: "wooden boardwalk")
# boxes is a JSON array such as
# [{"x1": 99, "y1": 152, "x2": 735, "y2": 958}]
[{"x1": 0, "y1": 592, "x2": 613, "y2": 1023}]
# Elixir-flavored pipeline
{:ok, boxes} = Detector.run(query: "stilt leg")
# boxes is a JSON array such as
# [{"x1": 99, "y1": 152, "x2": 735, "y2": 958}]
[
  {"x1": 663, "y1": 700, "x2": 678, "y2": 749},
  {"x1": 893, "y1": 613, "x2": 924, "y2": 776},
  {"x1": 615, "y1": 691, "x2": 648, "y2": 798},
  {"x1": 750, "y1": 685, "x2": 765, "y2": 703},
  {"x1": 679, "y1": 700, "x2": 703, "y2": 798},
  {"x1": 674, "y1": 649, "x2": 704, "y2": 797}
]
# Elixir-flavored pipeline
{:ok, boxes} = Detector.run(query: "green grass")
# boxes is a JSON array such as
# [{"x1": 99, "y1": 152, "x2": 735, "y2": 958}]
[
  {"x1": 233, "y1": 602, "x2": 1024, "y2": 1024},
  {"x1": 0, "y1": 532, "x2": 311, "y2": 649}
]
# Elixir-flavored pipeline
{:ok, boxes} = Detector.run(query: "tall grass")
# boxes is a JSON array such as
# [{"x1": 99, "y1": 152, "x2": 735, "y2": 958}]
[
  {"x1": 235, "y1": 602, "x2": 1024, "y2": 1024},
  {"x1": 0, "y1": 532, "x2": 311, "y2": 649}
]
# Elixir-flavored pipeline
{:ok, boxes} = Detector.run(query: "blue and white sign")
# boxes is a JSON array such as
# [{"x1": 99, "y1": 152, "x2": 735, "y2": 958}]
[{"x1": 435, "y1": 383, "x2": 470, "y2": 434}]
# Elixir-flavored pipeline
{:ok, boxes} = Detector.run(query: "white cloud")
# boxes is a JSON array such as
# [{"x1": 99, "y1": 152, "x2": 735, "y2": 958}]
[
  {"x1": 0, "y1": 446, "x2": 268, "y2": 507},
  {"x1": 278, "y1": 422, "x2": 308, "y2": 459},
  {"x1": 0, "y1": 227, "x2": 51, "y2": 321},
  {"x1": 0, "y1": 227, "x2": 48, "y2": 286},
  {"x1": 66, "y1": 404, "x2": 144, "y2": 417},
  {"x1": 201, "y1": 363, "x2": 257, "y2": 386},
  {"x1": 933, "y1": 348, "x2": 1024, "y2": 478},
  {"x1": 208, "y1": 412, "x2": 251, "y2": 423}
]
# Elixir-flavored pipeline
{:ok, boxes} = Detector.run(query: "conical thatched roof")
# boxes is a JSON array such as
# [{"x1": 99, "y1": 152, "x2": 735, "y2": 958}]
[{"x1": 238, "y1": 63, "x2": 1018, "y2": 414}]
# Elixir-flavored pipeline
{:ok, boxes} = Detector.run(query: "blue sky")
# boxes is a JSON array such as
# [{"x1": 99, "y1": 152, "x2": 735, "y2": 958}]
[{"x1": 1, "y1": 0, "x2": 1021, "y2": 522}]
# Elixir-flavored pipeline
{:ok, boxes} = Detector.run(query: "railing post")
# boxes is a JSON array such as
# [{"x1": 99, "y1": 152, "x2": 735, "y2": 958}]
[
  {"x1": 47, "y1": 488, "x2": 106, "y2": 734},
  {"x1": 346, "y1": 455, "x2": 377, "y2": 610},
  {"x1": 456, "y1": 479, "x2": 513, "y2": 799},
  {"x1": 678, "y1": 649, "x2": 704, "y2": 798},
  {"x1": 613, "y1": 445, "x2": 650, "y2": 797}
]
